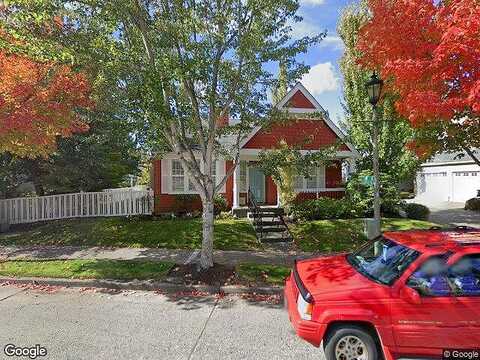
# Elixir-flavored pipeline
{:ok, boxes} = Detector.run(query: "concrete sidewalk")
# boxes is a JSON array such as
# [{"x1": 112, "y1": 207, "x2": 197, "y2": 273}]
[{"x1": 0, "y1": 245, "x2": 314, "y2": 266}]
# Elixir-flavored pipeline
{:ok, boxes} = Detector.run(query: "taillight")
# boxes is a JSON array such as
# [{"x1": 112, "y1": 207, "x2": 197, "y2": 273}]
[
  {"x1": 293, "y1": 260, "x2": 314, "y2": 320},
  {"x1": 297, "y1": 293, "x2": 314, "y2": 320}
]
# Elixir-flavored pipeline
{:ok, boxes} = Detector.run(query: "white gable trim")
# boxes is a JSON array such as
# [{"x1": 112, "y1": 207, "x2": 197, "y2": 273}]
[
  {"x1": 239, "y1": 125, "x2": 262, "y2": 149},
  {"x1": 239, "y1": 82, "x2": 358, "y2": 154},
  {"x1": 275, "y1": 82, "x2": 326, "y2": 113}
]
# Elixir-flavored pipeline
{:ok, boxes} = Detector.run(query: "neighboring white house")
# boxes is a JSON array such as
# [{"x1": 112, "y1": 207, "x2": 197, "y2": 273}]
[{"x1": 415, "y1": 150, "x2": 480, "y2": 204}]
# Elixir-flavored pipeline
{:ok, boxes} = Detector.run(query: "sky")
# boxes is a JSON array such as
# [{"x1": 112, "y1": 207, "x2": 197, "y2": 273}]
[{"x1": 285, "y1": 0, "x2": 355, "y2": 125}]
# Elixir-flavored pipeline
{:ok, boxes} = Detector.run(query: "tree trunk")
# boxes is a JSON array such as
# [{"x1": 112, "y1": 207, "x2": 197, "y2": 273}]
[
  {"x1": 200, "y1": 200, "x2": 215, "y2": 270},
  {"x1": 29, "y1": 160, "x2": 45, "y2": 196}
]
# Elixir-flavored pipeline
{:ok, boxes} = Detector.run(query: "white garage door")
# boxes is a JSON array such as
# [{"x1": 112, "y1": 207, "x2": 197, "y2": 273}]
[
  {"x1": 452, "y1": 171, "x2": 480, "y2": 202},
  {"x1": 417, "y1": 172, "x2": 450, "y2": 202}
]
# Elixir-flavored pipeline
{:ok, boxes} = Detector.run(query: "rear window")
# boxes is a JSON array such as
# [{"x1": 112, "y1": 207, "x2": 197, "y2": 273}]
[{"x1": 347, "y1": 236, "x2": 420, "y2": 286}]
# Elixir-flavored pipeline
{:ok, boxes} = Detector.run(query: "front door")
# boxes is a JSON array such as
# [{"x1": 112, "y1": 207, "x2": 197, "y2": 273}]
[{"x1": 249, "y1": 167, "x2": 265, "y2": 204}]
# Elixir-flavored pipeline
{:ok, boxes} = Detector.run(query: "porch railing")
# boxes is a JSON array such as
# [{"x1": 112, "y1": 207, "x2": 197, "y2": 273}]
[{"x1": 247, "y1": 188, "x2": 263, "y2": 239}]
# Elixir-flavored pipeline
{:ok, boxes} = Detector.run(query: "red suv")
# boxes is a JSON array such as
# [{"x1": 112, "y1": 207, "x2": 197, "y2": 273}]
[{"x1": 285, "y1": 228, "x2": 480, "y2": 360}]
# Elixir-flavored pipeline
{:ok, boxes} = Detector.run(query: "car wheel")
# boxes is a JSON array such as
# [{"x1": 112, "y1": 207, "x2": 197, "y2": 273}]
[{"x1": 324, "y1": 325, "x2": 378, "y2": 360}]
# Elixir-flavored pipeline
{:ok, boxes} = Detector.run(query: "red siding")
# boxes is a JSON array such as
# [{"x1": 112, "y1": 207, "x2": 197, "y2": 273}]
[
  {"x1": 244, "y1": 119, "x2": 349, "y2": 151},
  {"x1": 152, "y1": 159, "x2": 202, "y2": 214},
  {"x1": 287, "y1": 90, "x2": 315, "y2": 108},
  {"x1": 265, "y1": 176, "x2": 277, "y2": 205},
  {"x1": 152, "y1": 159, "x2": 232, "y2": 214},
  {"x1": 326, "y1": 161, "x2": 343, "y2": 188}
]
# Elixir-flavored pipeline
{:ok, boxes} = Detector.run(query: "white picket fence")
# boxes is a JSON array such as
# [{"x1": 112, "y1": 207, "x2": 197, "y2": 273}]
[{"x1": 0, "y1": 190, "x2": 153, "y2": 225}]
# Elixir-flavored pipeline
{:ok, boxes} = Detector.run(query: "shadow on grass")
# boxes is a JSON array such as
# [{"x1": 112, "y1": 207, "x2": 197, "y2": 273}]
[{"x1": 0, "y1": 217, "x2": 261, "y2": 251}]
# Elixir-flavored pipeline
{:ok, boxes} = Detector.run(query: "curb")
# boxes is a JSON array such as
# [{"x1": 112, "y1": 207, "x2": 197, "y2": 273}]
[{"x1": 0, "y1": 277, "x2": 284, "y2": 296}]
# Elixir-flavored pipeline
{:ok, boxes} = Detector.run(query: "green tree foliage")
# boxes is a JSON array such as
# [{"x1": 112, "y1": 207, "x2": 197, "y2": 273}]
[
  {"x1": 346, "y1": 170, "x2": 403, "y2": 217},
  {"x1": 1, "y1": 0, "x2": 322, "y2": 269},
  {"x1": 258, "y1": 140, "x2": 334, "y2": 212},
  {"x1": 0, "y1": 119, "x2": 140, "y2": 197},
  {"x1": 338, "y1": 2, "x2": 420, "y2": 184}
]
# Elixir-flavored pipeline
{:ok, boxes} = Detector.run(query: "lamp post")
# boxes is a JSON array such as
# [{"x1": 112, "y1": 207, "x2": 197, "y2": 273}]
[{"x1": 366, "y1": 72, "x2": 384, "y2": 236}]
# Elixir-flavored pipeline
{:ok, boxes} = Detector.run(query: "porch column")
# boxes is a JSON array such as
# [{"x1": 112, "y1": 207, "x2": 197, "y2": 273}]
[
  {"x1": 276, "y1": 186, "x2": 281, "y2": 207},
  {"x1": 233, "y1": 163, "x2": 240, "y2": 208}
]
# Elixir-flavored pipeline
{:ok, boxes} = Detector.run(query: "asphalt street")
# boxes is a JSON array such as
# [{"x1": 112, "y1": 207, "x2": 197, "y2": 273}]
[{"x1": 0, "y1": 285, "x2": 323, "y2": 360}]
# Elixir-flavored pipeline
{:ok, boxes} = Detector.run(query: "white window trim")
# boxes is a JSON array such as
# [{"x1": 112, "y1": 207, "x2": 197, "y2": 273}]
[
  {"x1": 294, "y1": 165, "x2": 326, "y2": 192},
  {"x1": 167, "y1": 159, "x2": 225, "y2": 195}
]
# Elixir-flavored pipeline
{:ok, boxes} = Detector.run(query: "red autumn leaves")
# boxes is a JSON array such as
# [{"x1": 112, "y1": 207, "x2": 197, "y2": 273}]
[
  {"x1": 357, "y1": 0, "x2": 480, "y2": 127},
  {"x1": 0, "y1": 49, "x2": 92, "y2": 157}
]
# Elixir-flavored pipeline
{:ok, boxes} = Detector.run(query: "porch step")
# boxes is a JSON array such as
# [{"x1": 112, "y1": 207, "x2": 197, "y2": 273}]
[
  {"x1": 256, "y1": 208, "x2": 284, "y2": 215},
  {"x1": 254, "y1": 220, "x2": 283, "y2": 227},
  {"x1": 257, "y1": 227, "x2": 288, "y2": 233},
  {"x1": 260, "y1": 235, "x2": 294, "y2": 243}
]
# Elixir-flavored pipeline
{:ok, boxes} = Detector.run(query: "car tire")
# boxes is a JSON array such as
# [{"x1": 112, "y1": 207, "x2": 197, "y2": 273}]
[{"x1": 323, "y1": 325, "x2": 378, "y2": 360}]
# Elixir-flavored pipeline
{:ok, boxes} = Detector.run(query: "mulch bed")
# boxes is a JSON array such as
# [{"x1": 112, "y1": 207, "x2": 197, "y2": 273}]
[{"x1": 166, "y1": 263, "x2": 237, "y2": 286}]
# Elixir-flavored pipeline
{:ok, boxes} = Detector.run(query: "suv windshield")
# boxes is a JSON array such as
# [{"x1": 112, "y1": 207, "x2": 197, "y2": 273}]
[{"x1": 347, "y1": 236, "x2": 420, "y2": 285}]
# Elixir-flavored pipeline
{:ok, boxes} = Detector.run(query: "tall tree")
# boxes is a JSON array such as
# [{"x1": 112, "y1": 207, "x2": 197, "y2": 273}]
[
  {"x1": 338, "y1": 2, "x2": 419, "y2": 184},
  {"x1": 0, "y1": 47, "x2": 92, "y2": 158},
  {"x1": 3, "y1": 0, "x2": 321, "y2": 269},
  {"x1": 357, "y1": 0, "x2": 480, "y2": 165}
]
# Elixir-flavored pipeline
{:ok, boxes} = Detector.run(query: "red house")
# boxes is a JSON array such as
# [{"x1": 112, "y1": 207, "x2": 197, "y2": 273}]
[{"x1": 152, "y1": 83, "x2": 358, "y2": 215}]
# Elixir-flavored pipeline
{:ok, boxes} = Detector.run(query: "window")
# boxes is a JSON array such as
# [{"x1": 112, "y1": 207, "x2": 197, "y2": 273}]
[
  {"x1": 306, "y1": 169, "x2": 318, "y2": 189},
  {"x1": 424, "y1": 172, "x2": 447, "y2": 177},
  {"x1": 294, "y1": 176, "x2": 304, "y2": 190},
  {"x1": 448, "y1": 254, "x2": 480, "y2": 297},
  {"x1": 294, "y1": 166, "x2": 326, "y2": 191},
  {"x1": 407, "y1": 255, "x2": 451, "y2": 297},
  {"x1": 239, "y1": 161, "x2": 247, "y2": 192},
  {"x1": 171, "y1": 160, "x2": 185, "y2": 192},
  {"x1": 211, "y1": 161, "x2": 217, "y2": 187},
  {"x1": 347, "y1": 237, "x2": 420, "y2": 286},
  {"x1": 188, "y1": 178, "x2": 196, "y2": 192}
]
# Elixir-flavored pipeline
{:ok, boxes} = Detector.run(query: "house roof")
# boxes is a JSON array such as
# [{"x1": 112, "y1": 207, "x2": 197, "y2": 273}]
[
  {"x1": 239, "y1": 82, "x2": 357, "y2": 154},
  {"x1": 423, "y1": 149, "x2": 480, "y2": 166}
]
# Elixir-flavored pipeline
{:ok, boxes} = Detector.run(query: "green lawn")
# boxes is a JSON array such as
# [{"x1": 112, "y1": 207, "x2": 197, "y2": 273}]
[
  {"x1": 0, "y1": 260, "x2": 173, "y2": 280},
  {"x1": 291, "y1": 218, "x2": 438, "y2": 253},
  {"x1": 236, "y1": 263, "x2": 291, "y2": 286},
  {"x1": 0, "y1": 217, "x2": 260, "y2": 251}
]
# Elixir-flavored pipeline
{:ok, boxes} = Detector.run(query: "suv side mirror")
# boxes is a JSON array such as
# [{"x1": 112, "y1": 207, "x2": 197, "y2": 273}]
[{"x1": 400, "y1": 286, "x2": 421, "y2": 305}]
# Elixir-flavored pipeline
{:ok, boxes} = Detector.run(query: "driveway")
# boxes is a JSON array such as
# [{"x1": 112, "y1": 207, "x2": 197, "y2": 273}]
[
  {"x1": 0, "y1": 285, "x2": 322, "y2": 360},
  {"x1": 428, "y1": 202, "x2": 480, "y2": 228}
]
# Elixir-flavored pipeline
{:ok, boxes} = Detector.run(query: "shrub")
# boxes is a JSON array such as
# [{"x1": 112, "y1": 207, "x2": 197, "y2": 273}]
[
  {"x1": 405, "y1": 203, "x2": 430, "y2": 220},
  {"x1": 216, "y1": 211, "x2": 235, "y2": 220},
  {"x1": 346, "y1": 170, "x2": 403, "y2": 217},
  {"x1": 173, "y1": 194, "x2": 199, "y2": 215},
  {"x1": 213, "y1": 195, "x2": 229, "y2": 215},
  {"x1": 465, "y1": 198, "x2": 480, "y2": 211},
  {"x1": 291, "y1": 197, "x2": 352, "y2": 221}
]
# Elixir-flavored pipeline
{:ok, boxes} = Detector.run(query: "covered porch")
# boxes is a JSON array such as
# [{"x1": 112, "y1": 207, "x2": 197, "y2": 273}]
[{"x1": 231, "y1": 150, "x2": 353, "y2": 210}]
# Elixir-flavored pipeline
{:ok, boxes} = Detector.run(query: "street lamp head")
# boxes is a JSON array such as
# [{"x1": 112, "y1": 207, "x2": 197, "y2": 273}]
[{"x1": 366, "y1": 72, "x2": 384, "y2": 106}]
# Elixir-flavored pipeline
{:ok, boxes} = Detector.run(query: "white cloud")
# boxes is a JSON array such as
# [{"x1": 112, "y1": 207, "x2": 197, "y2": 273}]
[
  {"x1": 290, "y1": 21, "x2": 322, "y2": 39},
  {"x1": 300, "y1": 0, "x2": 326, "y2": 5},
  {"x1": 290, "y1": 22, "x2": 344, "y2": 51},
  {"x1": 301, "y1": 62, "x2": 340, "y2": 95},
  {"x1": 320, "y1": 35, "x2": 345, "y2": 51}
]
